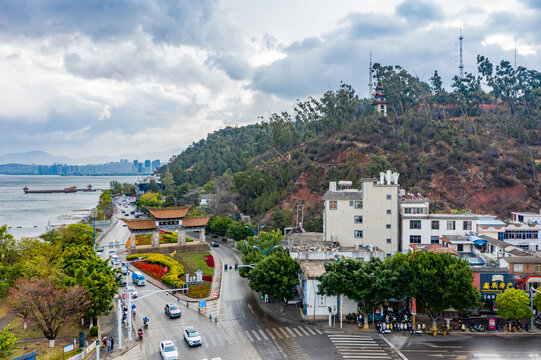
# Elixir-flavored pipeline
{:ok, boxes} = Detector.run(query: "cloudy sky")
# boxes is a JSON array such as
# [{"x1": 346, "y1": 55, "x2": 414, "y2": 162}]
[{"x1": 0, "y1": 0, "x2": 539, "y2": 161}]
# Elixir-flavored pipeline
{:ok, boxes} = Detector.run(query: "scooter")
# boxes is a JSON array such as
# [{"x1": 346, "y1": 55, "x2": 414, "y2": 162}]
[
  {"x1": 137, "y1": 328, "x2": 143, "y2": 341},
  {"x1": 143, "y1": 317, "x2": 149, "y2": 329}
]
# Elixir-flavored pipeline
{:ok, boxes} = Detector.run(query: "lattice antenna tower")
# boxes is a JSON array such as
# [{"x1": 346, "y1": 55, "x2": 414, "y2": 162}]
[
  {"x1": 459, "y1": 27, "x2": 464, "y2": 78},
  {"x1": 368, "y1": 51, "x2": 373, "y2": 97}
]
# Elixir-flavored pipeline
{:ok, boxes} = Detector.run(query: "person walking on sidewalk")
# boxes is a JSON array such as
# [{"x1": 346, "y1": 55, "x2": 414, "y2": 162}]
[
  {"x1": 110, "y1": 336, "x2": 115, "y2": 351},
  {"x1": 107, "y1": 337, "x2": 111, "y2": 353}
]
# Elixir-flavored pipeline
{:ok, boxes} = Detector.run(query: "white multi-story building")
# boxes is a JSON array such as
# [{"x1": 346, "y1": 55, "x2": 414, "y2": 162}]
[
  {"x1": 400, "y1": 197, "x2": 478, "y2": 252},
  {"x1": 476, "y1": 211, "x2": 541, "y2": 251},
  {"x1": 322, "y1": 171, "x2": 400, "y2": 257}
]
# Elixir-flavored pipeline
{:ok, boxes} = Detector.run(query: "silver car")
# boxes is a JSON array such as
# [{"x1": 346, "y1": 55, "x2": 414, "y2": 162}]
[{"x1": 183, "y1": 327, "x2": 202, "y2": 347}]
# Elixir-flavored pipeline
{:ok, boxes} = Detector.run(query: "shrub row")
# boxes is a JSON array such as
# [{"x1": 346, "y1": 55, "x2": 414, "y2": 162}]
[
  {"x1": 133, "y1": 260, "x2": 168, "y2": 280},
  {"x1": 127, "y1": 253, "x2": 185, "y2": 287}
]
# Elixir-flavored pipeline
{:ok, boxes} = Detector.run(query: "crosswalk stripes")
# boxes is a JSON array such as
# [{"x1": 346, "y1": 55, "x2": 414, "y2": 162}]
[
  {"x1": 328, "y1": 334, "x2": 393, "y2": 360},
  {"x1": 243, "y1": 325, "x2": 324, "y2": 343}
]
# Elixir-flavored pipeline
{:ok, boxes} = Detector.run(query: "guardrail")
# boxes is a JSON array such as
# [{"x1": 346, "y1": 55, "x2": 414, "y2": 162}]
[{"x1": 67, "y1": 341, "x2": 96, "y2": 360}]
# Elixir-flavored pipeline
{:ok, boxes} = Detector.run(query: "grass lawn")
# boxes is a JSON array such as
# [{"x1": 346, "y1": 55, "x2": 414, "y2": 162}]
[
  {"x1": 173, "y1": 251, "x2": 214, "y2": 277},
  {"x1": 173, "y1": 251, "x2": 214, "y2": 298},
  {"x1": 0, "y1": 301, "x2": 95, "y2": 360}
]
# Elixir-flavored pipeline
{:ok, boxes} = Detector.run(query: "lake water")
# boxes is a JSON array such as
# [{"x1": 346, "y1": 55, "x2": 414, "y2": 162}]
[{"x1": 0, "y1": 175, "x2": 141, "y2": 239}]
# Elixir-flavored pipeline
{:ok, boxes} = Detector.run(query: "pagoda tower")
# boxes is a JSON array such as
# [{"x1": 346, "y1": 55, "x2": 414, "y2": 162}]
[{"x1": 372, "y1": 83, "x2": 388, "y2": 117}]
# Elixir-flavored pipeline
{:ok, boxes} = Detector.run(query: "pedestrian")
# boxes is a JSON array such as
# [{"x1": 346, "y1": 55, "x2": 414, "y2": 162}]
[
  {"x1": 102, "y1": 336, "x2": 107, "y2": 348},
  {"x1": 110, "y1": 336, "x2": 115, "y2": 351},
  {"x1": 107, "y1": 337, "x2": 111, "y2": 353}
]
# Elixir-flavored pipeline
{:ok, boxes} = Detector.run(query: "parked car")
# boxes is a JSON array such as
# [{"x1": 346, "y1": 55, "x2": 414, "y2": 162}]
[
  {"x1": 159, "y1": 340, "x2": 179, "y2": 360},
  {"x1": 132, "y1": 271, "x2": 146, "y2": 286},
  {"x1": 211, "y1": 241, "x2": 219, "y2": 247},
  {"x1": 121, "y1": 264, "x2": 129, "y2": 275},
  {"x1": 96, "y1": 246, "x2": 104, "y2": 252},
  {"x1": 127, "y1": 286, "x2": 138, "y2": 299},
  {"x1": 118, "y1": 277, "x2": 127, "y2": 287},
  {"x1": 183, "y1": 327, "x2": 202, "y2": 347},
  {"x1": 164, "y1": 303, "x2": 181, "y2": 319}
]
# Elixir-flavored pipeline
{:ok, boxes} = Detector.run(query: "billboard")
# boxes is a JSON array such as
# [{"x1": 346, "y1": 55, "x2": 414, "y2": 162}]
[{"x1": 478, "y1": 273, "x2": 514, "y2": 301}]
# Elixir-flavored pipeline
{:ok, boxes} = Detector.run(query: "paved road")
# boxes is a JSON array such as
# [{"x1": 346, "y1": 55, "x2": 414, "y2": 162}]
[{"x1": 388, "y1": 332, "x2": 541, "y2": 360}]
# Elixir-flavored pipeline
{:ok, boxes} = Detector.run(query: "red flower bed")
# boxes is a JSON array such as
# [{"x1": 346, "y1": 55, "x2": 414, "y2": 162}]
[
  {"x1": 202, "y1": 275, "x2": 213, "y2": 282},
  {"x1": 133, "y1": 260, "x2": 168, "y2": 280},
  {"x1": 204, "y1": 254, "x2": 214, "y2": 268}
]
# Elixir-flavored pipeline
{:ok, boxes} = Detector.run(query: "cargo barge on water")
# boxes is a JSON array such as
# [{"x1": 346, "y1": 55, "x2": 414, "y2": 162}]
[{"x1": 23, "y1": 185, "x2": 99, "y2": 193}]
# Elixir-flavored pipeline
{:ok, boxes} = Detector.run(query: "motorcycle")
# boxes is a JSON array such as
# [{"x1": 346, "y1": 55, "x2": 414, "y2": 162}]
[
  {"x1": 137, "y1": 328, "x2": 143, "y2": 341},
  {"x1": 143, "y1": 316, "x2": 149, "y2": 329}
]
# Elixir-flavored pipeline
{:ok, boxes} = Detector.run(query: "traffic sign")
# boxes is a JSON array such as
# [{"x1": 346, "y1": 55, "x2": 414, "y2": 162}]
[
  {"x1": 212, "y1": 291, "x2": 217, "y2": 299},
  {"x1": 199, "y1": 300, "x2": 207, "y2": 308}
]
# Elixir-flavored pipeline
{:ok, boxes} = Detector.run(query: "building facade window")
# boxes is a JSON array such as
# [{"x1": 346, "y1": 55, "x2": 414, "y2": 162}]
[
  {"x1": 447, "y1": 221, "x2": 456, "y2": 230},
  {"x1": 431, "y1": 221, "x2": 439, "y2": 230},
  {"x1": 354, "y1": 216, "x2": 363, "y2": 224},
  {"x1": 500, "y1": 230, "x2": 539, "y2": 240},
  {"x1": 354, "y1": 201, "x2": 363, "y2": 209},
  {"x1": 409, "y1": 235, "x2": 421, "y2": 244},
  {"x1": 354, "y1": 230, "x2": 363, "y2": 238},
  {"x1": 329, "y1": 201, "x2": 337, "y2": 210},
  {"x1": 410, "y1": 220, "x2": 421, "y2": 230},
  {"x1": 386, "y1": 209, "x2": 392, "y2": 215},
  {"x1": 386, "y1": 194, "x2": 392, "y2": 200},
  {"x1": 386, "y1": 238, "x2": 392, "y2": 244},
  {"x1": 431, "y1": 236, "x2": 439, "y2": 244},
  {"x1": 404, "y1": 207, "x2": 427, "y2": 214},
  {"x1": 386, "y1": 224, "x2": 391, "y2": 229},
  {"x1": 457, "y1": 244, "x2": 464, "y2": 252},
  {"x1": 463, "y1": 221, "x2": 472, "y2": 230},
  {"x1": 514, "y1": 264, "x2": 524, "y2": 272},
  {"x1": 535, "y1": 265, "x2": 541, "y2": 272}
]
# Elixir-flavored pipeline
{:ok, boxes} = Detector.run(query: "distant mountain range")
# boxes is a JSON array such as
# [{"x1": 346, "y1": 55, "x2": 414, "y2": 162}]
[{"x1": 0, "y1": 150, "x2": 179, "y2": 165}]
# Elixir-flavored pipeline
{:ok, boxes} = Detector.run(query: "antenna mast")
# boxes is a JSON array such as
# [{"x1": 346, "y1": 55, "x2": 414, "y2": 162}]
[
  {"x1": 368, "y1": 51, "x2": 373, "y2": 97},
  {"x1": 458, "y1": 27, "x2": 464, "y2": 78}
]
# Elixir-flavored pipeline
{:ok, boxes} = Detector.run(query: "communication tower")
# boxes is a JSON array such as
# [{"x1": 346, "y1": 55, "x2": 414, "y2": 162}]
[
  {"x1": 368, "y1": 51, "x2": 373, "y2": 97},
  {"x1": 458, "y1": 28, "x2": 464, "y2": 78}
]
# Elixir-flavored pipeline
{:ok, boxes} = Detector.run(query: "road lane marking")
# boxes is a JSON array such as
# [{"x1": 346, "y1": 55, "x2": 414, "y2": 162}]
[
  {"x1": 251, "y1": 329, "x2": 261, "y2": 341},
  {"x1": 278, "y1": 327, "x2": 290, "y2": 338},
  {"x1": 378, "y1": 334, "x2": 409, "y2": 360},
  {"x1": 286, "y1": 327, "x2": 297, "y2": 337},
  {"x1": 298, "y1": 326, "x2": 310, "y2": 336},
  {"x1": 292, "y1": 327, "x2": 304, "y2": 337},
  {"x1": 302, "y1": 325, "x2": 316, "y2": 335},
  {"x1": 309, "y1": 325, "x2": 323, "y2": 334},
  {"x1": 258, "y1": 328, "x2": 269, "y2": 340},
  {"x1": 244, "y1": 330, "x2": 254, "y2": 342},
  {"x1": 270, "y1": 327, "x2": 282, "y2": 339}
]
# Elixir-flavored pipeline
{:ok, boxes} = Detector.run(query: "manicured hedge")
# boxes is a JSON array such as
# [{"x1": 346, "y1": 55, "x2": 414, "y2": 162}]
[{"x1": 127, "y1": 253, "x2": 185, "y2": 287}]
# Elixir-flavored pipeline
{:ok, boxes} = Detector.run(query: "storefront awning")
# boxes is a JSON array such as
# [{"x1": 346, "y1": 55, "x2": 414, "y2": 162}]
[
  {"x1": 526, "y1": 277, "x2": 541, "y2": 283},
  {"x1": 474, "y1": 239, "x2": 487, "y2": 245}
]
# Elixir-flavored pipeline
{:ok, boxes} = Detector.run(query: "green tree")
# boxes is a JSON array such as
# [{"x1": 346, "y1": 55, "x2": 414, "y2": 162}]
[
  {"x1": 409, "y1": 251, "x2": 479, "y2": 328},
  {"x1": 248, "y1": 251, "x2": 300, "y2": 304},
  {"x1": 136, "y1": 192, "x2": 163, "y2": 208},
  {"x1": 0, "y1": 323, "x2": 18, "y2": 358},
  {"x1": 496, "y1": 288, "x2": 533, "y2": 322},
  {"x1": 236, "y1": 231, "x2": 283, "y2": 277},
  {"x1": 226, "y1": 222, "x2": 253, "y2": 242},
  {"x1": 62, "y1": 245, "x2": 118, "y2": 321},
  {"x1": 207, "y1": 216, "x2": 234, "y2": 237},
  {"x1": 271, "y1": 208, "x2": 292, "y2": 232},
  {"x1": 533, "y1": 286, "x2": 541, "y2": 312}
]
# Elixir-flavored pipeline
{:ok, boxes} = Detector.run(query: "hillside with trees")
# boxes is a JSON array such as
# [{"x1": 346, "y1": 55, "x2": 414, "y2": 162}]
[{"x1": 158, "y1": 55, "x2": 541, "y2": 229}]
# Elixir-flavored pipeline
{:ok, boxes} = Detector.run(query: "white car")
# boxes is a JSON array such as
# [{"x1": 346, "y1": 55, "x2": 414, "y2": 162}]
[
  {"x1": 183, "y1": 327, "x2": 202, "y2": 347},
  {"x1": 159, "y1": 340, "x2": 178, "y2": 360},
  {"x1": 126, "y1": 286, "x2": 138, "y2": 299}
]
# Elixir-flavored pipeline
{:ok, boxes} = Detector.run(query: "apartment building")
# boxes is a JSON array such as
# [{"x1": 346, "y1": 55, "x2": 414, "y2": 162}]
[
  {"x1": 400, "y1": 197, "x2": 478, "y2": 251},
  {"x1": 322, "y1": 171, "x2": 400, "y2": 257}
]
